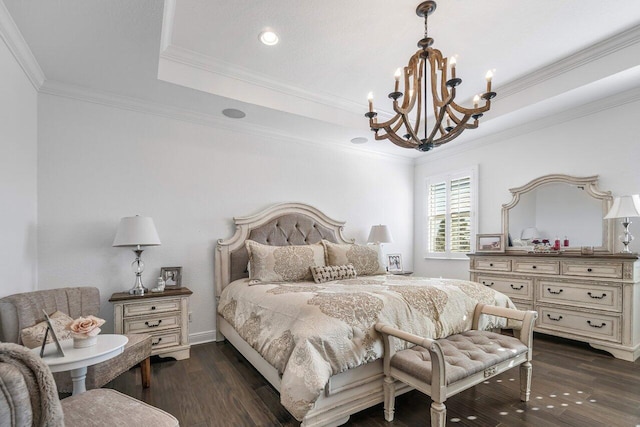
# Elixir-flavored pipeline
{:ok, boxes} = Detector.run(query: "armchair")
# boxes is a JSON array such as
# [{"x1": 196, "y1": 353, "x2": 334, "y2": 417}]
[{"x1": 0, "y1": 287, "x2": 151, "y2": 393}]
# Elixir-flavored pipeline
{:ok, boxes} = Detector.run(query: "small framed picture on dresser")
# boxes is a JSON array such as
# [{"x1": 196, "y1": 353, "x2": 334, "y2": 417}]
[
  {"x1": 160, "y1": 266, "x2": 182, "y2": 288},
  {"x1": 476, "y1": 234, "x2": 505, "y2": 253}
]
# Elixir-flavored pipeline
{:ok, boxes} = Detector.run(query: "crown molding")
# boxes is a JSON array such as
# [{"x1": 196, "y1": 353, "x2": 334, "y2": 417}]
[
  {"x1": 497, "y1": 25, "x2": 640, "y2": 100},
  {"x1": 39, "y1": 80, "x2": 414, "y2": 164},
  {"x1": 415, "y1": 85, "x2": 640, "y2": 166},
  {"x1": 0, "y1": 0, "x2": 45, "y2": 90},
  {"x1": 160, "y1": 45, "x2": 369, "y2": 117}
]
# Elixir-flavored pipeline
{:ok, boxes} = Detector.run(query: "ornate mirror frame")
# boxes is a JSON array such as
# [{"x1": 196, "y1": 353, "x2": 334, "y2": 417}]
[{"x1": 502, "y1": 174, "x2": 614, "y2": 254}]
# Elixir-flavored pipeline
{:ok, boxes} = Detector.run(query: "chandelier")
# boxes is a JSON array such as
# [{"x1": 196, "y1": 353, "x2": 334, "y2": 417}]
[{"x1": 365, "y1": 1, "x2": 496, "y2": 152}]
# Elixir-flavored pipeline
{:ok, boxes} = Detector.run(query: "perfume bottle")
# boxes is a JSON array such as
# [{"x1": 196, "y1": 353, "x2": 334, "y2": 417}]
[
  {"x1": 563, "y1": 236, "x2": 569, "y2": 247},
  {"x1": 553, "y1": 236, "x2": 561, "y2": 251}
]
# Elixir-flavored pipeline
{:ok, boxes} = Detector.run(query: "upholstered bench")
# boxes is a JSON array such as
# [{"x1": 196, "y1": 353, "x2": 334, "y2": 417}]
[{"x1": 375, "y1": 304, "x2": 537, "y2": 427}]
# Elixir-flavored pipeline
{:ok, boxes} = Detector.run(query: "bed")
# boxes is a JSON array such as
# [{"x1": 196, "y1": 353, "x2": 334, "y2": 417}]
[{"x1": 214, "y1": 203, "x2": 515, "y2": 426}]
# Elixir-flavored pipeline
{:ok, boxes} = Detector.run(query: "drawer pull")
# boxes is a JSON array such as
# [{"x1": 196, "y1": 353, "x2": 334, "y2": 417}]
[
  {"x1": 587, "y1": 268, "x2": 593, "y2": 272},
  {"x1": 587, "y1": 292, "x2": 606, "y2": 300},
  {"x1": 489, "y1": 263, "x2": 494, "y2": 267},
  {"x1": 151, "y1": 306, "x2": 156, "y2": 310},
  {"x1": 587, "y1": 320, "x2": 606, "y2": 329},
  {"x1": 144, "y1": 320, "x2": 163, "y2": 328},
  {"x1": 152, "y1": 337, "x2": 163, "y2": 346},
  {"x1": 532, "y1": 265, "x2": 537, "y2": 269},
  {"x1": 481, "y1": 281, "x2": 494, "y2": 286},
  {"x1": 510, "y1": 284, "x2": 524, "y2": 290},
  {"x1": 547, "y1": 288, "x2": 563, "y2": 295},
  {"x1": 547, "y1": 314, "x2": 563, "y2": 321}
]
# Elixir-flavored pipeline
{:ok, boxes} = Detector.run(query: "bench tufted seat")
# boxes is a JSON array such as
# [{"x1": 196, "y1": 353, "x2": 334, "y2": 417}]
[
  {"x1": 391, "y1": 330, "x2": 529, "y2": 385},
  {"x1": 376, "y1": 304, "x2": 537, "y2": 427}
]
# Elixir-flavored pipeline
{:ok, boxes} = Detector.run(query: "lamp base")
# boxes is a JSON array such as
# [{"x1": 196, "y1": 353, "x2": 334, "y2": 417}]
[
  {"x1": 128, "y1": 272, "x2": 147, "y2": 296},
  {"x1": 619, "y1": 218, "x2": 635, "y2": 254}
]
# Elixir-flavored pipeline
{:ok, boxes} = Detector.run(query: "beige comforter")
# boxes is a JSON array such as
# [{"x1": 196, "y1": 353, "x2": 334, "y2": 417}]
[{"x1": 218, "y1": 274, "x2": 515, "y2": 420}]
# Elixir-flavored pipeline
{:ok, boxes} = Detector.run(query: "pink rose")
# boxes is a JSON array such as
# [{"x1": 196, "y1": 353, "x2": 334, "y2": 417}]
[{"x1": 67, "y1": 315, "x2": 106, "y2": 338}]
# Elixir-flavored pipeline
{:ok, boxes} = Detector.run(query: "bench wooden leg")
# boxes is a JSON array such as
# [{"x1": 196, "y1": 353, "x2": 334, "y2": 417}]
[
  {"x1": 141, "y1": 357, "x2": 151, "y2": 388},
  {"x1": 383, "y1": 376, "x2": 395, "y2": 422},
  {"x1": 519, "y1": 361, "x2": 532, "y2": 402},
  {"x1": 430, "y1": 401, "x2": 446, "y2": 427}
]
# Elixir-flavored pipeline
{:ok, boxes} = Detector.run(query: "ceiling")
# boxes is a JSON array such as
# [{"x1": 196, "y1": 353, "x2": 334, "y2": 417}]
[{"x1": 5, "y1": 0, "x2": 640, "y2": 159}]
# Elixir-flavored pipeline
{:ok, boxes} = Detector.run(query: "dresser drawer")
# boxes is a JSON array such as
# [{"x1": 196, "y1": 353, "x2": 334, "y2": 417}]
[
  {"x1": 513, "y1": 259, "x2": 559, "y2": 275},
  {"x1": 537, "y1": 306, "x2": 620, "y2": 343},
  {"x1": 561, "y1": 261, "x2": 623, "y2": 279},
  {"x1": 123, "y1": 299, "x2": 182, "y2": 317},
  {"x1": 474, "y1": 259, "x2": 511, "y2": 272},
  {"x1": 149, "y1": 330, "x2": 181, "y2": 351},
  {"x1": 538, "y1": 280, "x2": 621, "y2": 312},
  {"x1": 124, "y1": 313, "x2": 180, "y2": 334},
  {"x1": 477, "y1": 275, "x2": 533, "y2": 300}
]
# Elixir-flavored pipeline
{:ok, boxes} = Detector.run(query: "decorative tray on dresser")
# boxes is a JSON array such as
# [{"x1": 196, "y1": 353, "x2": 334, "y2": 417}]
[
  {"x1": 109, "y1": 287, "x2": 192, "y2": 360},
  {"x1": 469, "y1": 253, "x2": 640, "y2": 361}
]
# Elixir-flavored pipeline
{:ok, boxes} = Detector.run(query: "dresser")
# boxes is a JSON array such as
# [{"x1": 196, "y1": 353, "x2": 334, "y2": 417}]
[
  {"x1": 109, "y1": 288, "x2": 192, "y2": 360},
  {"x1": 469, "y1": 253, "x2": 640, "y2": 361}
]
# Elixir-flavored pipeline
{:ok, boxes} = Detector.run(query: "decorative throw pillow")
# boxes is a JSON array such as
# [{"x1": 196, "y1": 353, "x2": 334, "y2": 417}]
[
  {"x1": 310, "y1": 264, "x2": 357, "y2": 284},
  {"x1": 322, "y1": 240, "x2": 386, "y2": 276},
  {"x1": 245, "y1": 240, "x2": 326, "y2": 284},
  {"x1": 20, "y1": 311, "x2": 73, "y2": 349}
]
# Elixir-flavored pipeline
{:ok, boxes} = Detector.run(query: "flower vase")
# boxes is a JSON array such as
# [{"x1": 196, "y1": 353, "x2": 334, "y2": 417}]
[{"x1": 73, "y1": 335, "x2": 98, "y2": 348}]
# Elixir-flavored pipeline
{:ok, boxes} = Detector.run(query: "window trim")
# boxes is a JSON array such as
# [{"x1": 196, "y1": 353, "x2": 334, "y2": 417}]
[{"x1": 424, "y1": 165, "x2": 478, "y2": 260}]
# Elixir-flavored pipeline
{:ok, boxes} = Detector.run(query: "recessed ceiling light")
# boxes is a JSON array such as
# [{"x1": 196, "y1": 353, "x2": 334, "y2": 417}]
[
  {"x1": 350, "y1": 137, "x2": 368, "y2": 144},
  {"x1": 222, "y1": 108, "x2": 246, "y2": 119},
  {"x1": 259, "y1": 30, "x2": 279, "y2": 46}
]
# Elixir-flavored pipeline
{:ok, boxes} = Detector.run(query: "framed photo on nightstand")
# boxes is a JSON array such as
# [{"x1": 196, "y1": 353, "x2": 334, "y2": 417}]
[
  {"x1": 161, "y1": 267, "x2": 182, "y2": 288},
  {"x1": 387, "y1": 254, "x2": 403, "y2": 272}
]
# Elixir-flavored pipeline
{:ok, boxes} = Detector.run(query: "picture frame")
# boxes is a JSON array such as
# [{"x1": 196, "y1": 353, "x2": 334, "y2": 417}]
[
  {"x1": 386, "y1": 253, "x2": 403, "y2": 272},
  {"x1": 476, "y1": 233, "x2": 505, "y2": 253},
  {"x1": 40, "y1": 310, "x2": 65, "y2": 357},
  {"x1": 160, "y1": 266, "x2": 182, "y2": 288}
]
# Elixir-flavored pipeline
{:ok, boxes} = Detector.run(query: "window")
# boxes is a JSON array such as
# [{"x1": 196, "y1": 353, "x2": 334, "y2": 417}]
[{"x1": 425, "y1": 166, "x2": 477, "y2": 258}]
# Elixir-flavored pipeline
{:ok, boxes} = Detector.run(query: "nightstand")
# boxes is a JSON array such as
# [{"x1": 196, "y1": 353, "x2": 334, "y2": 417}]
[
  {"x1": 109, "y1": 287, "x2": 192, "y2": 360},
  {"x1": 390, "y1": 271, "x2": 413, "y2": 276}
]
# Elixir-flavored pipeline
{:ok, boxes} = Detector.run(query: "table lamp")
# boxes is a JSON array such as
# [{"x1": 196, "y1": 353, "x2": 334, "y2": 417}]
[
  {"x1": 113, "y1": 216, "x2": 161, "y2": 295},
  {"x1": 604, "y1": 195, "x2": 640, "y2": 254},
  {"x1": 367, "y1": 225, "x2": 393, "y2": 245}
]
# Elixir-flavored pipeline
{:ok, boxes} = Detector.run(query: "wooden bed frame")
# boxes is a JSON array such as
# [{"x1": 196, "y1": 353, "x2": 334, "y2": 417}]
[{"x1": 214, "y1": 202, "x2": 412, "y2": 426}]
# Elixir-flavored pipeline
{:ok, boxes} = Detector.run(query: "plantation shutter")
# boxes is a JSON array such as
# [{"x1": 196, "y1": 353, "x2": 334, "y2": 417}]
[
  {"x1": 427, "y1": 181, "x2": 447, "y2": 253},
  {"x1": 450, "y1": 176, "x2": 471, "y2": 252}
]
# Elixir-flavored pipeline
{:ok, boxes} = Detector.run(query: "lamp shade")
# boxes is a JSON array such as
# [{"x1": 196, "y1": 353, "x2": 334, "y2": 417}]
[
  {"x1": 604, "y1": 195, "x2": 640, "y2": 219},
  {"x1": 367, "y1": 225, "x2": 393, "y2": 244},
  {"x1": 113, "y1": 216, "x2": 161, "y2": 247},
  {"x1": 520, "y1": 227, "x2": 539, "y2": 240}
]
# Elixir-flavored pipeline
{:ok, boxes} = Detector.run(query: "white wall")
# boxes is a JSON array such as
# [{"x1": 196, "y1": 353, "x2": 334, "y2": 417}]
[
  {"x1": 414, "y1": 98, "x2": 640, "y2": 279},
  {"x1": 37, "y1": 94, "x2": 414, "y2": 342},
  {"x1": 0, "y1": 34, "x2": 38, "y2": 297}
]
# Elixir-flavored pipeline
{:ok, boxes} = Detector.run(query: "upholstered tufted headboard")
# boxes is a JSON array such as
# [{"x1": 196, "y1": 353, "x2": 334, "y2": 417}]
[{"x1": 214, "y1": 203, "x2": 354, "y2": 300}]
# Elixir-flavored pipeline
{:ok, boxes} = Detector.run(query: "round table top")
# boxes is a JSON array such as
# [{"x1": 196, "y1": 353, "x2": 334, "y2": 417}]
[{"x1": 32, "y1": 334, "x2": 128, "y2": 371}]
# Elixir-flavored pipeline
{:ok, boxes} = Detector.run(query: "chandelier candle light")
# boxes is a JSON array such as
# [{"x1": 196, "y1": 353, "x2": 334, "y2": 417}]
[{"x1": 365, "y1": 1, "x2": 496, "y2": 152}]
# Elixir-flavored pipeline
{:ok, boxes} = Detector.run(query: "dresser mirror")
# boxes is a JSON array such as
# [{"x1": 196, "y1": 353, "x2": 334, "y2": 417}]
[{"x1": 502, "y1": 174, "x2": 614, "y2": 253}]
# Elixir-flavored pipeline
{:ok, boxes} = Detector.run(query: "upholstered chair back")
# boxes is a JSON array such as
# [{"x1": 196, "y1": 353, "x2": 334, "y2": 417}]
[{"x1": 0, "y1": 287, "x2": 99, "y2": 345}]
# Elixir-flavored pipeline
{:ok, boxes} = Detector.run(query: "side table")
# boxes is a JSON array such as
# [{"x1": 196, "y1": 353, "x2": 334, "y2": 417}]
[
  {"x1": 109, "y1": 287, "x2": 192, "y2": 360},
  {"x1": 33, "y1": 334, "x2": 128, "y2": 395}
]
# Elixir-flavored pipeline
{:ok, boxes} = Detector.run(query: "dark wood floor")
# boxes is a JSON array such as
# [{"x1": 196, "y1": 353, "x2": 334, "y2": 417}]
[{"x1": 106, "y1": 334, "x2": 640, "y2": 426}]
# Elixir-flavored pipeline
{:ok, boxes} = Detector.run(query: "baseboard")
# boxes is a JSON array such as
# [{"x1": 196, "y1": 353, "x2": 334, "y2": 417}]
[{"x1": 189, "y1": 330, "x2": 216, "y2": 345}]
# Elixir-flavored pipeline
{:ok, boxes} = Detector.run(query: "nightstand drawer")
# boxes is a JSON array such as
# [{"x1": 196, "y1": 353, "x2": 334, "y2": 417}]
[
  {"x1": 537, "y1": 306, "x2": 620, "y2": 343},
  {"x1": 477, "y1": 275, "x2": 533, "y2": 300},
  {"x1": 474, "y1": 259, "x2": 511, "y2": 272},
  {"x1": 124, "y1": 313, "x2": 180, "y2": 334},
  {"x1": 561, "y1": 261, "x2": 623, "y2": 279},
  {"x1": 538, "y1": 280, "x2": 621, "y2": 312},
  {"x1": 150, "y1": 331, "x2": 181, "y2": 351},
  {"x1": 123, "y1": 299, "x2": 181, "y2": 317},
  {"x1": 513, "y1": 260, "x2": 559, "y2": 275}
]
